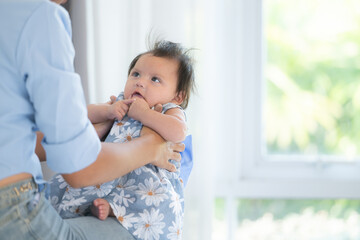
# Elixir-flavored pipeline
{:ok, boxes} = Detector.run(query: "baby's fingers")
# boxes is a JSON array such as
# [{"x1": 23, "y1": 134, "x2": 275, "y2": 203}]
[
  {"x1": 154, "y1": 104, "x2": 163, "y2": 113},
  {"x1": 116, "y1": 109, "x2": 126, "y2": 120},
  {"x1": 110, "y1": 95, "x2": 117, "y2": 104},
  {"x1": 123, "y1": 99, "x2": 135, "y2": 106}
]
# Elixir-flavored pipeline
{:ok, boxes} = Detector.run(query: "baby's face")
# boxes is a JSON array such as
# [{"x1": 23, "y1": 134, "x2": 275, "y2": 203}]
[{"x1": 124, "y1": 54, "x2": 182, "y2": 107}]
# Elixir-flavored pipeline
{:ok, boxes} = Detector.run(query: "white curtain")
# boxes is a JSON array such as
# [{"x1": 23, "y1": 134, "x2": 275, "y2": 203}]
[{"x1": 71, "y1": 0, "x2": 241, "y2": 239}]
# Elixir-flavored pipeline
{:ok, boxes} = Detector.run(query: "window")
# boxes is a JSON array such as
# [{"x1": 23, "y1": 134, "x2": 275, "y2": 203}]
[
  {"x1": 236, "y1": 0, "x2": 360, "y2": 198},
  {"x1": 265, "y1": 0, "x2": 360, "y2": 159},
  {"x1": 214, "y1": 1, "x2": 360, "y2": 238}
]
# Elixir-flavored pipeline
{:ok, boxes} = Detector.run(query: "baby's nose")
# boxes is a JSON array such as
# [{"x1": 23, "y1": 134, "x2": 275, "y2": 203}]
[{"x1": 136, "y1": 80, "x2": 144, "y2": 88}]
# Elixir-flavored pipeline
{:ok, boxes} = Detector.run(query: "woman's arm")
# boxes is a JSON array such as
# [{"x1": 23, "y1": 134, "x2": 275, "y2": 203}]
[
  {"x1": 62, "y1": 127, "x2": 184, "y2": 188},
  {"x1": 36, "y1": 129, "x2": 184, "y2": 188}
]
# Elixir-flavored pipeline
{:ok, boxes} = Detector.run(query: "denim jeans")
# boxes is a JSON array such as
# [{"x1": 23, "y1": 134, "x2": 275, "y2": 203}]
[{"x1": 0, "y1": 178, "x2": 135, "y2": 240}]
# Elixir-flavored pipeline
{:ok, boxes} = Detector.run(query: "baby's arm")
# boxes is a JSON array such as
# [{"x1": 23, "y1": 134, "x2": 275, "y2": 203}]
[
  {"x1": 88, "y1": 97, "x2": 134, "y2": 139},
  {"x1": 93, "y1": 120, "x2": 113, "y2": 140},
  {"x1": 128, "y1": 98, "x2": 187, "y2": 143}
]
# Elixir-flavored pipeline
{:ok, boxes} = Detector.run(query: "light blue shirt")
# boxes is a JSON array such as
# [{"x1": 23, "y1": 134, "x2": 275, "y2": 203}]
[{"x1": 0, "y1": 0, "x2": 101, "y2": 183}]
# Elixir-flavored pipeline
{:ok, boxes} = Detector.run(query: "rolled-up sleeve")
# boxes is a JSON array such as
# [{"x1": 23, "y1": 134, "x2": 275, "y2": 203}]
[
  {"x1": 16, "y1": 2, "x2": 100, "y2": 173},
  {"x1": 44, "y1": 121, "x2": 100, "y2": 173}
]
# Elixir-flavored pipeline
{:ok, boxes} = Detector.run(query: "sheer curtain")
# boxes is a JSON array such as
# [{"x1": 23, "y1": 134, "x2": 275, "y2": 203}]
[{"x1": 71, "y1": 0, "x2": 240, "y2": 239}]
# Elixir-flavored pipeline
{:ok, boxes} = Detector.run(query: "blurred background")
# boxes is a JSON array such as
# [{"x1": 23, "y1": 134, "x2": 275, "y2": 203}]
[{"x1": 62, "y1": 0, "x2": 360, "y2": 239}]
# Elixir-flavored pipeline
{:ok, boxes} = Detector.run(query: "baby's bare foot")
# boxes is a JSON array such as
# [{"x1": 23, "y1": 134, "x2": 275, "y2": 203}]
[{"x1": 91, "y1": 198, "x2": 110, "y2": 220}]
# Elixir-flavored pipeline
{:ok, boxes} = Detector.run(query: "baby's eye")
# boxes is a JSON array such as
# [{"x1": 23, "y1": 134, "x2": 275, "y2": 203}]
[
  {"x1": 132, "y1": 72, "x2": 140, "y2": 77},
  {"x1": 151, "y1": 77, "x2": 160, "y2": 83}
]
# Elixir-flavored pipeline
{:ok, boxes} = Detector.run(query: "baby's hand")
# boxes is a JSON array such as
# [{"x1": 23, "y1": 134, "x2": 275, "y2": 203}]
[
  {"x1": 107, "y1": 99, "x2": 134, "y2": 120},
  {"x1": 127, "y1": 98, "x2": 151, "y2": 121}
]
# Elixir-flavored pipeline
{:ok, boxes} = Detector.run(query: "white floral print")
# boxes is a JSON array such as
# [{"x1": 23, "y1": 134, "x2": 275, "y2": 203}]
[
  {"x1": 53, "y1": 174, "x2": 67, "y2": 189},
  {"x1": 116, "y1": 177, "x2": 137, "y2": 191},
  {"x1": 114, "y1": 126, "x2": 140, "y2": 143},
  {"x1": 133, "y1": 208, "x2": 165, "y2": 240},
  {"x1": 82, "y1": 182, "x2": 114, "y2": 198},
  {"x1": 136, "y1": 178, "x2": 168, "y2": 207},
  {"x1": 134, "y1": 167, "x2": 144, "y2": 175},
  {"x1": 109, "y1": 120, "x2": 130, "y2": 138},
  {"x1": 167, "y1": 217, "x2": 182, "y2": 240},
  {"x1": 58, "y1": 196, "x2": 87, "y2": 212},
  {"x1": 110, "y1": 189, "x2": 135, "y2": 207},
  {"x1": 63, "y1": 186, "x2": 83, "y2": 200},
  {"x1": 111, "y1": 205, "x2": 138, "y2": 229},
  {"x1": 169, "y1": 192, "x2": 184, "y2": 216}
]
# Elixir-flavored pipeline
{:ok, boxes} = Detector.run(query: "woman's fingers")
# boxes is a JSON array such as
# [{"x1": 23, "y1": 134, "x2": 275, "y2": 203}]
[
  {"x1": 168, "y1": 142, "x2": 185, "y2": 153},
  {"x1": 163, "y1": 162, "x2": 177, "y2": 172},
  {"x1": 141, "y1": 126, "x2": 184, "y2": 172},
  {"x1": 153, "y1": 142, "x2": 183, "y2": 171},
  {"x1": 170, "y1": 152, "x2": 181, "y2": 162},
  {"x1": 166, "y1": 142, "x2": 183, "y2": 163}
]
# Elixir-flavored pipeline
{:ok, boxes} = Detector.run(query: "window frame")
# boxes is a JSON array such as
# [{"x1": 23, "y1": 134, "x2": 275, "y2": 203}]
[{"x1": 229, "y1": 0, "x2": 360, "y2": 199}]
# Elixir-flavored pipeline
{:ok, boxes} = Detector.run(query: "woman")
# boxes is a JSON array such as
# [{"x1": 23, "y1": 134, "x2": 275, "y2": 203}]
[{"x1": 0, "y1": 0, "x2": 184, "y2": 239}]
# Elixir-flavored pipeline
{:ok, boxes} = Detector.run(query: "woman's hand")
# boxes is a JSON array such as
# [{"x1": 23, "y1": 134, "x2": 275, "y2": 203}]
[
  {"x1": 138, "y1": 103, "x2": 183, "y2": 171},
  {"x1": 141, "y1": 126, "x2": 184, "y2": 172}
]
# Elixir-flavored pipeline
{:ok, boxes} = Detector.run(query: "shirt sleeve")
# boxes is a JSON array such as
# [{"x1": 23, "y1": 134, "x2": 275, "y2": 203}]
[{"x1": 16, "y1": 2, "x2": 100, "y2": 173}]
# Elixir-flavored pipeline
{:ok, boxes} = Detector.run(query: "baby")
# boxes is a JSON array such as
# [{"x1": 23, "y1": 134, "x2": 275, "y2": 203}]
[{"x1": 49, "y1": 40, "x2": 195, "y2": 240}]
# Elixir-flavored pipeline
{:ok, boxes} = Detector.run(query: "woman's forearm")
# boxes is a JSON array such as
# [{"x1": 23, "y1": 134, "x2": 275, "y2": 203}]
[{"x1": 62, "y1": 128, "x2": 183, "y2": 188}]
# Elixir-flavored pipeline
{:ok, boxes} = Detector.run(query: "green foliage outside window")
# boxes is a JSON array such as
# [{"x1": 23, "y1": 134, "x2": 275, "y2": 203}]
[{"x1": 265, "y1": 0, "x2": 360, "y2": 157}]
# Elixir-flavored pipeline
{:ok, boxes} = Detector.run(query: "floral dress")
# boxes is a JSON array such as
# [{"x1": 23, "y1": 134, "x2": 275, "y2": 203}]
[{"x1": 49, "y1": 93, "x2": 185, "y2": 240}]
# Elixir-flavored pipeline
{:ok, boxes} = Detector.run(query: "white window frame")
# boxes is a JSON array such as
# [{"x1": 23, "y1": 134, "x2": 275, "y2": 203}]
[
  {"x1": 225, "y1": 0, "x2": 360, "y2": 199},
  {"x1": 217, "y1": 2, "x2": 360, "y2": 239}
]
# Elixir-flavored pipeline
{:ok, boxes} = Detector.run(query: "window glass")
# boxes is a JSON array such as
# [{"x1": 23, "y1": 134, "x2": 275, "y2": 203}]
[
  {"x1": 265, "y1": 0, "x2": 360, "y2": 159},
  {"x1": 213, "y1": 198, "x2": 360, "y2": 240}
]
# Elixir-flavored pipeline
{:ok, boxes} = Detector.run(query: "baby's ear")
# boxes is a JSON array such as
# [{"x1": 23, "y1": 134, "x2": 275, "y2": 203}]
[{"x1": 173, "y1": 91, "x2": 185, "y2": 105}]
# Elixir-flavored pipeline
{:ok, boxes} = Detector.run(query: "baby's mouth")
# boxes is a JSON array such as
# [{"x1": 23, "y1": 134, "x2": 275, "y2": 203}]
[{"x1": 131, "y1": 91, "x2": 144, "y2": 99}]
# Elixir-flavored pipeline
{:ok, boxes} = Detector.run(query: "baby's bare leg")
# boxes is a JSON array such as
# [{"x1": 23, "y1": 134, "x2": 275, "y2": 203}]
[{"x1": 91, "y1": 198, "x2": 114, "y2": 220}]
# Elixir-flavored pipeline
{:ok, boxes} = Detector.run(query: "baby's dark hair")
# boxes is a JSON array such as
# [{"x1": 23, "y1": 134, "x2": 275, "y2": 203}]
[{"x1": 128, "y1": 40, "x2": 195, "y2": 109}]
